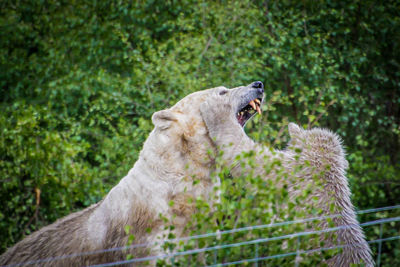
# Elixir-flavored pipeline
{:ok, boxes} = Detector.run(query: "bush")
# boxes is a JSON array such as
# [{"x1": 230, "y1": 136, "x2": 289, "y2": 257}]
[{"x1": 1, "y1": 0, "x2": 399, "y2": 263}]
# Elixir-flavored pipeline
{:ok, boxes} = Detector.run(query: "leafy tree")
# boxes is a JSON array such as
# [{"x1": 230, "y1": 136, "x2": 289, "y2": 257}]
[{"x1": 1, "y1": 0, "x2": 399, "y2": 264}]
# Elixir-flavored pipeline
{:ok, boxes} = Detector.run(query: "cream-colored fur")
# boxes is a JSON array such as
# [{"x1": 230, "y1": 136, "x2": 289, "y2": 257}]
[
  {"x1": 200, "y1": 88, "x2": 374, "y2": 266},
  {"x1": 0, "y1": 86, "x2": 228, "y2": 266},
  {"x1": 1, "y1": 83, "x2": 374, "y2": 266}
]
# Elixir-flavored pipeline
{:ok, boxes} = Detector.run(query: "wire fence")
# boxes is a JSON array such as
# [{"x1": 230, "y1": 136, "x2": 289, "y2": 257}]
[{"x1": 3, "y1": 205, "x2": 400, "y2": 267}]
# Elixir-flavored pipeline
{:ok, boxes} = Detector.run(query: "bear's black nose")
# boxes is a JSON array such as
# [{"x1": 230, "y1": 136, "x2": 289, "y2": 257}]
[{"x1": 251, "y1": 81, "x2": 264, "y2": 94}]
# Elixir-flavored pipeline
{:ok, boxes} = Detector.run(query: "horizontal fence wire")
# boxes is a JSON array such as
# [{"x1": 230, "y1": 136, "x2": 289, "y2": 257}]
[
  {"x1": 2, "y1": 204, "x2": 400, "y2": 267},
  {"x1": 206, "y1": 236, "x2": 400, "y2": 267},
  {"x1": 91, "y1": 216, "x2": 400, "y2": 266}
]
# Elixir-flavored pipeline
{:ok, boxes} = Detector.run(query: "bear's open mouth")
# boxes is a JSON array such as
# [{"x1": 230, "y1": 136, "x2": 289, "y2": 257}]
[{"x1": 236, "y1": 98, "x2": 262, "y2": 127}]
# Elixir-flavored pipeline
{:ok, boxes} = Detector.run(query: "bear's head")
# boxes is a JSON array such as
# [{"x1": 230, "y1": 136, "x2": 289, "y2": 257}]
[{"x1": 146, "y1": 82, "x2": 265, "y2": 183}]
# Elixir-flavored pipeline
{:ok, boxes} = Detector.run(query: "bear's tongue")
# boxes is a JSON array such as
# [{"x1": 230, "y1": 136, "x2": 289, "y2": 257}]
[{"x1": 237, "y1": 113, "x2": 246, "y2": 126}]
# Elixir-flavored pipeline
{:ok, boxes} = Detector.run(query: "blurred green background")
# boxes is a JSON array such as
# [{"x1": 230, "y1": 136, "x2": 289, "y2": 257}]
[{"x1": 1, "y1": 0, "x2": 399, "y2": 264}]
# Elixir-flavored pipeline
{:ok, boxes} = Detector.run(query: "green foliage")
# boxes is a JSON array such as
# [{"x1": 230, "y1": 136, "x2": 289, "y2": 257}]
[
  {"x1": 159, "y1": 150, "x2": 339, "y2": 266},
  {"x1": 1, "y1": 0, "x2": 399, "y2": 264}
]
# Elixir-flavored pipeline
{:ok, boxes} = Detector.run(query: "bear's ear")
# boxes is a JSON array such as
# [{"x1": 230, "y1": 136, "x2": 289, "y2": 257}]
[
  {"x1": 152, "y1": 109, "x2": 177, "y2": 130},
  {"x1": 288, "y1": 123, "x2": 302, "y2": 138}
]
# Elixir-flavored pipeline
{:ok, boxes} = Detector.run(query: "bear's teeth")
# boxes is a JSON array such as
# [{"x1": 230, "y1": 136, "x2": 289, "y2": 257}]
[
  {"x1": 256, "y1": 105, "x2": 261, "y2": 115},
  {"x1": 254, "y1": 99, "x2": 261, "y2": 105},
  {"x1": 249, "y1": 100, "x2": 256, "y2": 110}
]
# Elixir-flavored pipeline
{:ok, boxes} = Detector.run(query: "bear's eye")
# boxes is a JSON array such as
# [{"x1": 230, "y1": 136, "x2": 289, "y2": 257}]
[{"x1": 219, "y1": 90, "x2": 228, "y2": 95}]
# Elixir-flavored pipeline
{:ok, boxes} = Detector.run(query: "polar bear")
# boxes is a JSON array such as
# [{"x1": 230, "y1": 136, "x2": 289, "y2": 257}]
[
  {"x1": 200, "y1": 83, "x2": 374, "y2": 266},
  {"x1": 1, "y1": 84, "x2": 256, "y2": 266}
]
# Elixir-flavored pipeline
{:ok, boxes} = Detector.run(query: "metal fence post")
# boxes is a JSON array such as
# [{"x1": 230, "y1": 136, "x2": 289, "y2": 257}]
[
  {"x1": 254, "y1": 243, "x2": 259, "y2": 267},
  {"x1": 377, "y1": 223, "x2": 383, "y2": 267},
  {"x1": 295, "y1": 236, "x2": 301, "y2": 267}
]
